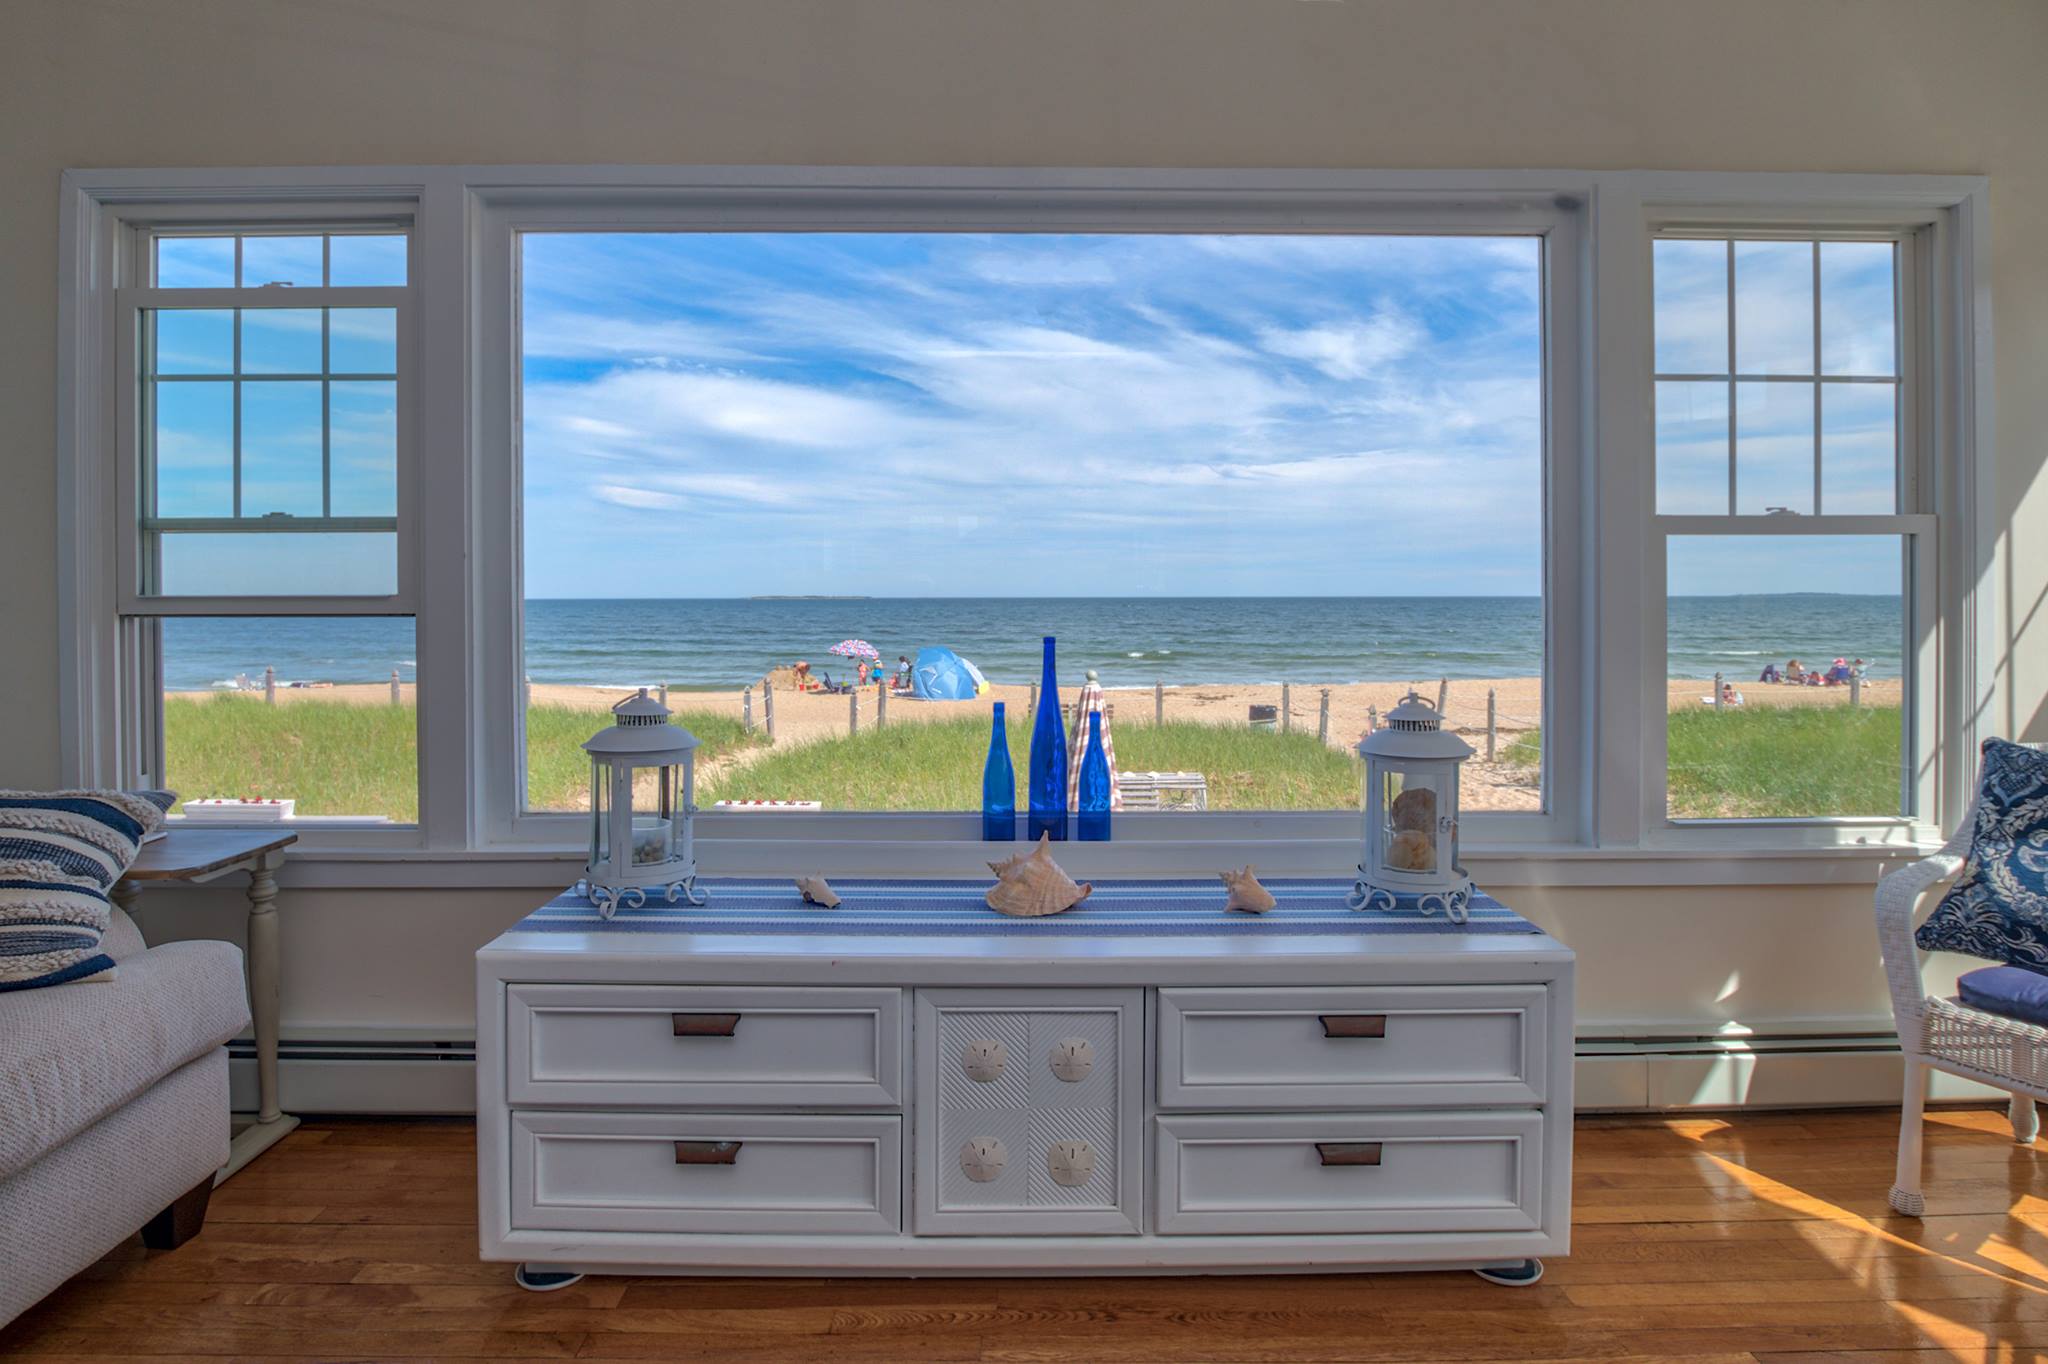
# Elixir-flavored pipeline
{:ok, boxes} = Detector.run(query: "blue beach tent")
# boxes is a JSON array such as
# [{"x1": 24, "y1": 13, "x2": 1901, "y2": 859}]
[{"x1": 912, "y1": 647, "x2": 986, "y2": 701}]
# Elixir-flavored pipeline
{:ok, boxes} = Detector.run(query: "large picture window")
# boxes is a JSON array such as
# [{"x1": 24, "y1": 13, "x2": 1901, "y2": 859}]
[{"x1": 517, "y1": 231, "x2": 1547, "y2": 818}]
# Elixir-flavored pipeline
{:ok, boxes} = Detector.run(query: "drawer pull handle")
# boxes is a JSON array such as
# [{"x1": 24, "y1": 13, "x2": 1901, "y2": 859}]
[
  {"x1": 1315, "y1": 1141, "x2": 1383, "y2": 1167},
  {"x1": 673, "y1": 1140, "x2": 743, "y2": 1165},
  {"x1": 1319, "y1": 1014, "x2": 1387, "y2": 1039},
  {"x1": 671, "y1": 1012, "x2": 740, "y2": 1037}
]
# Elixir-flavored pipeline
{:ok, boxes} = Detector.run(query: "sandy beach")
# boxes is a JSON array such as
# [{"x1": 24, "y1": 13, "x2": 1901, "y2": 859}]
[{"x1": 171, "y1": 673, "x2": 1898, "y2": 815}]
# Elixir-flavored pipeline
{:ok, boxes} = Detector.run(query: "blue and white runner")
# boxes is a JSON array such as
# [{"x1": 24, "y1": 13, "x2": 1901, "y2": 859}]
[{"x1": 516, "y1": 878, "x2": 1540, "y2": 937}]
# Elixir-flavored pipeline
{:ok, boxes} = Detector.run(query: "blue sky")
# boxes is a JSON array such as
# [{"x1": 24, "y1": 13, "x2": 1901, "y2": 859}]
[{"x1": 519, "y1": 232, "x2": 1549, "y2": 598}]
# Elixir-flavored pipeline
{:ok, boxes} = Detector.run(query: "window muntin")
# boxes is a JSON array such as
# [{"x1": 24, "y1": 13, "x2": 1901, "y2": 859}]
[
  {"x1": 515, "y1": 230, "x2": 1548, "y2": 818},
  {"x1": 154, "y1": 232, "x2": 409, "y2": 289}
]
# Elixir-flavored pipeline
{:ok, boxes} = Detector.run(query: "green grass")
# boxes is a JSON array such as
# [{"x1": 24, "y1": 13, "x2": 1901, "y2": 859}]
[
  {"x1": 163, "y1": 695, "x2": 757, "y2": 821},
  {"x1": 702, "y1": 715, "x2": 1361, "y2": 811},
  {"x1": 1501, "y1": 704, "x2": 1902, "y2": 819}
]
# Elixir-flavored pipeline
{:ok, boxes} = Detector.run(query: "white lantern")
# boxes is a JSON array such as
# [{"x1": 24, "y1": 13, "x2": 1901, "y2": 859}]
[
  {"x1": 579, "y1": 688, "x2": 705, "y2": 918},
  {"x1": 1346, "y1": 690, "x2": 1475, "y2": 922}
]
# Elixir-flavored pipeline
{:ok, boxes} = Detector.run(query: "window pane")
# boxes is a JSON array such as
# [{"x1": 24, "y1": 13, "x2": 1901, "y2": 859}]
[
  {"x1": 1822, "y1": 383, "x2": 1898, "y2": 513},
  {"x1": 159, "y1": 616, "x2": 416, "y2": 822},
  {"x1": 329, "y1": 234, "x2": 407, "y2": 286},
  {"x1": 240, "y1": 235, "x2": 323, "y2": 288},
  {"x1": 155, "y1": 532, "x2": 398, "y2": 595},
  {"x1": 1820, "y1": 242, "x2": 1896, "y2": 377},
  {"x1": 1735, "y1": 380, "x2": 1814, "y2": 515},
  {"x1": 1667, "y1": 536, "x2": 1904, "y2": 819},
  {"x1": 329, "y1": 307, "x2": 397, "y2": 374},
  {"x1": 240, "y1": 309, "x2": 323, "y2": 375},
  {"x1": 155, "y1": 237, "x2": 236, "y2": 288},
  {"x1": 519, "y1": 231, "x2": 1549, "y2": 814},
  {"x1": 1656, "y1": 380, "x2": 1728, "y2": 514},
  {"x1": 240, "y1": 381, "x2": 324, "y2": 516},
  {"x1": 329, "y1": 381, "x2": 398, "y2": 516},
  {"x1": 151, "y1": 381, "x2": 234, "y2": 518},
  {"x1": 1733, "y1": 241, "x2": 1814, "y2": 375},
  {"x1": 1653, "y1": 240, "x2": 1727, "y2": 375},
  {"x1": 152, "y1": 310, "x2": 233, "y2": 375}
]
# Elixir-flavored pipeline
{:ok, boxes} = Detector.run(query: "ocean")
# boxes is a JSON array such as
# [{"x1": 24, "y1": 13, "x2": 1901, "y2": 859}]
[{"x1": 159, "y1": 595, "x2": 1903, "y2": 692}]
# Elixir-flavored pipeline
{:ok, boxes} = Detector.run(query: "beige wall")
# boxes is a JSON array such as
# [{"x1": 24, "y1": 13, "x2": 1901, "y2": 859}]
[{"x1": 3, "y1": 1, "x2": 2044, "y2": 1063}]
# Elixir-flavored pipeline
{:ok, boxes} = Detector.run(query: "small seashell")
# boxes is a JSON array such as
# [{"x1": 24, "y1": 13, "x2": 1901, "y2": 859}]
[
  {"x1": 1387, "y1": 828, "x2": 1437, "y2": 872},
  {"x1": 1218, "y1": 864, "x2": 1276, "y2": 914},
  {"x1": 1390, "y1": 786, "x2": 1437, "y2": 834},
  {"x1": 984, "y1": 832, "x2": 1093, "y2": 917},
  {"x1": 794, "y1": 874, "x2": 840, "y2": 908}
]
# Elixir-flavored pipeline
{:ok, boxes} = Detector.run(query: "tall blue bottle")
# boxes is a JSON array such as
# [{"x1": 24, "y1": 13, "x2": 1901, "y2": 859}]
[
  {"x1": 1076, "y1": 710, "x2": 1112, "y2": 842},
  {"x1": 981, "y1": 702, "x2": 1016, "y2": 841},
  {"x1": 1027, "y1": 636, "x2": 1068, "y2": 841}
]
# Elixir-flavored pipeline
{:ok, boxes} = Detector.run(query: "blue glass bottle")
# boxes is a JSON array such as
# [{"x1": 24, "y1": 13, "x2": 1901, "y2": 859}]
[
  {"x1": 981, "y1": 702, "x2": 1016, "y2": 841},
  {"x1": 1076, "y1": 710, "x2": 1112, "y2": 842},
  {"x1": 1027, "y1": 636, "x2": 1068, "y2": 841}
]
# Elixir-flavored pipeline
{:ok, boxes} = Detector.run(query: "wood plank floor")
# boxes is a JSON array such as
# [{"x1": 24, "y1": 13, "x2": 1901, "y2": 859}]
[{"x1": 5, "y1": 1106, "x2": 2048, "y2": 1362}]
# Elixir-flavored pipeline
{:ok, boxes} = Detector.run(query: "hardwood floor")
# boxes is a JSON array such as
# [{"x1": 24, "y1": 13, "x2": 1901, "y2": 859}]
[{"x1": 4, "y1": 1106, "x2": 2047, "y2": 1362}]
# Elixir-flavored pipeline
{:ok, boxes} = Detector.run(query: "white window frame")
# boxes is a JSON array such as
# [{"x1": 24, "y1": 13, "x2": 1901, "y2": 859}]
[{"x1": 52, "y1": 167, "x2": 1994, "y2": 886}]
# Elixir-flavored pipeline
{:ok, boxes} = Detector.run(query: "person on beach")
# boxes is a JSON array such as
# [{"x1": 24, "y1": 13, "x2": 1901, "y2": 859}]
[
  {"x1": 1785, "y1": 659, "x2": 1806, "y2": 683},
  {"x1": 1722, "y1": 682, "x2": 1745, "y2": 706},
  {"x1": 856, "y1": 660, "x2": 871, "y2": 686},
  {"x1": 895, "y1": 656, "x2": 912, "y2": 689},
  {"x1": 1759, "y1": 662, "x2": 1782, "y2": 683},
  {"x1": 792, "y1": 660, "x2": 812, "y2": 690}
]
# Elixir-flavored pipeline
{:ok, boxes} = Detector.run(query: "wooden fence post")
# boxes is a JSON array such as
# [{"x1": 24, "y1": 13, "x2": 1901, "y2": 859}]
[
  {"x1": 1850, "y1": 671, "x2": 1862, "y2": 707},
  {"x1": 264, "y1": 666, "x2": 275, "y2": 705},
  {"x1": 764, "y1": 680, "x2": 776, "y2": 743},
  {"x1": 743, "y1": 685, "x2": 754, "y2": 733},
  {"x1": 877, "y1": 680, "x2": 888, "y2": 729},
  {"x1": 1714, "y1": 671, "x2": 1725, "y2": 713},
  {"x1": 849, "y1": 688, "x2": 860, "y2": 735},
  {"x1": 390, "y1": 669, "x2": 401, "y2": 706},
  {"x1": 1436, "y1": 677, "x2": 1448, "y2": 715},
  {"x1": 1155, "y1": 681, "x2": 1164, "y2": 726},
  {"x1": 1281, "y1": 683, "x2": 1291, "y2": 734},
  {"x1": 1487, "y1": 688, "x2": 1497, "y2": 762},
  {"x1": 658, "y1": 683, "x2": 668, "y2": 709},
  {"x1": 1366, "y1": 704, "x2": 1378, "y2": 734},
  {"x1": 1318, "y1": 688, "x2": 1331, "y2": 744},
  {"x1": 524, "y1": 675, "x2": 532, "y2": 711},
  {"x1": 1029, "y1": 682, "x2": 1038, "y2": 717}
]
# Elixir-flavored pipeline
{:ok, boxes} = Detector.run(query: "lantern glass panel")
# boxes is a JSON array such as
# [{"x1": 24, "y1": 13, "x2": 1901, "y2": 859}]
[{"x1": 1384, "y1": 764, "x2": 1451, "y2": 876}]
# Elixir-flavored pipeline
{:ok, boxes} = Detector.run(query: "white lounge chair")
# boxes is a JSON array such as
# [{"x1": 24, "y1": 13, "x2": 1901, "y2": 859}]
[{"x1": 1876, "y1": 741, "x2": 2048, "y2": 1216}]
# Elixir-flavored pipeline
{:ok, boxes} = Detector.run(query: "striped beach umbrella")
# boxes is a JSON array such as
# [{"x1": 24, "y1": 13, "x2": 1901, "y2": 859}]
[
  {"x1": 1068, "y1": 670, "x2": 1123, "y2": 811},
  {"x1": 828, "y1": 639, "x2": 880, "y2": 661}
]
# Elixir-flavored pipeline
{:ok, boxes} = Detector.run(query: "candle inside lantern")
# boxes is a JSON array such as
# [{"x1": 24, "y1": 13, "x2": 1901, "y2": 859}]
[{"x1": 631, "y1": 816, "x2": 673, "y2": 865}]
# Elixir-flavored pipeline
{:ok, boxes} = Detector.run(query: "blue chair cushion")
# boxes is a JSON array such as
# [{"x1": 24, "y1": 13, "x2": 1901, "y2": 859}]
[
  {"x1": 1957, "y1": 965, "x2": 2048, "y2": 1028},
  {"x1": 1916, "y1": 739, "x2": 2048, "y2": 970}
]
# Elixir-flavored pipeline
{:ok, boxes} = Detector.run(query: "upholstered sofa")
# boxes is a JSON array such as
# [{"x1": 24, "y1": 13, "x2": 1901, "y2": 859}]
[{"x1": 0, "y1": 907, "x2": 249, "y2": 1326}]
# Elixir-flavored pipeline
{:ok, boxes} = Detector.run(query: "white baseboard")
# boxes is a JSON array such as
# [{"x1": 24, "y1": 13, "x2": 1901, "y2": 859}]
[{"x1": 234, "y1": 1034, "x2": 2012, "y2": 1118}]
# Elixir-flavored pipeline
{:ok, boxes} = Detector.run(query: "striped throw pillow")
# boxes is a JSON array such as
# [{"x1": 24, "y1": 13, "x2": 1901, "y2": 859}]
[{"x1": 0, "y1": 790, "x2": 167, "y2": 992}]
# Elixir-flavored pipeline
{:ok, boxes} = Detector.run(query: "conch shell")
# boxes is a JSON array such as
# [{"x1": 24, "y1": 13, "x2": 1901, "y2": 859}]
[
  {"x1": 985, "y1": 833, "x2": 1093, "y2": 917},
  {"x1": 794, "y1": 874, "x2": 840, "y2": 908},
  {"x1": 1218, "y1": 864, "x2": 1276, "y2": 914}
]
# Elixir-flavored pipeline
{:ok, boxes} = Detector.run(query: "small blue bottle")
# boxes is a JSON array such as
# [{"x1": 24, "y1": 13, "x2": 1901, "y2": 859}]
[
  {"x1": 1076, "y1": 710, "x2": 1112, "y2": 842},
  {"x1": 1027, "y1": 636, "x2": 1068, "y2": 841},
  {"x1": 981, "y1": 702, "x2": 1016, "y2": 841}
]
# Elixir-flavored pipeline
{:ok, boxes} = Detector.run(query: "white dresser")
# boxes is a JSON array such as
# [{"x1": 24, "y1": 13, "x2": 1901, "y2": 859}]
[{"x1": 476, "y1": 880, "x2": 1574, "y2": 1288}]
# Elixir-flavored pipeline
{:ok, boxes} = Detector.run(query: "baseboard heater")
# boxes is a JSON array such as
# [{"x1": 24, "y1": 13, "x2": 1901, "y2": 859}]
[{"x1": 232, "y1": 1030, "x2": 2007, "y2": 1117}]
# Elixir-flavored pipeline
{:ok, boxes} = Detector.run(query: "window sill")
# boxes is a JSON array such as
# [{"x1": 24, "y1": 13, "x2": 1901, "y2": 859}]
[{"x1": 140, "y1": 835, "x2": 1943, "y2": 893}]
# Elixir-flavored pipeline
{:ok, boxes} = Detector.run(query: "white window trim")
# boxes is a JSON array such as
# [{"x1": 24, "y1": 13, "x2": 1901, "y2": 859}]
[{"x1": 53, "y1": 166, "x2": 1995, "y2": 885}]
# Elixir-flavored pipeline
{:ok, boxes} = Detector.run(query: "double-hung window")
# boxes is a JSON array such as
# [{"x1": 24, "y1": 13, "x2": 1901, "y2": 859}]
[
  {"x1": 1649, "y1": 226, "x2": 1935, "y2": 828},
  {"x1": 115, "y1": 221, "x2": 419, "y2": 826}
]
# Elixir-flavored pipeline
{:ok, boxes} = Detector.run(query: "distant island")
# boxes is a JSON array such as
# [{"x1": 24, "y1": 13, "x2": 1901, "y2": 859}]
[{"x1": 748, "y1": 594, "x2": 873, "y2": 601}]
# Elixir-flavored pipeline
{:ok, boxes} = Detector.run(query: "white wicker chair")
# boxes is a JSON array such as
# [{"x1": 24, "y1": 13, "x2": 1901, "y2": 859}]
[{"x1": 1876, "y1": 743, "x2": 2048, "y2": 1216}]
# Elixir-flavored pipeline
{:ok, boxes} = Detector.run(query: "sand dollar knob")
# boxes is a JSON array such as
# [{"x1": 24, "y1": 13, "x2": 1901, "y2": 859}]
[
  {"x1": 1046, "y1": 1139, "x2": 1096, "y2": 1188},
  {"x1": 1048, "y1": 1036, "x2": 1094, "y2": 1082},
  {"x1": 961, "y1": 1038, "x2": 1008, "y2": 1083},
  {"x1": 960, "y1": 1136, "x2": 1007, "y2": 1183}
]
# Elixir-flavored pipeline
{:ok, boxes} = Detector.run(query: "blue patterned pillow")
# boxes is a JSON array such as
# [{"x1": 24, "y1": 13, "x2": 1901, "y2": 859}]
[
  {"x1": 1916, "y1": 739, "x2": 2048, "y2": 971},
  {"x1": 0, "y1": 789, "x2": 166, "y2": 992}
]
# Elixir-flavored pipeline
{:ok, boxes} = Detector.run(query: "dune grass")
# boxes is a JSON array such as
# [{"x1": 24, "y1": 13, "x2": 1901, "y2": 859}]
[
  {"x1": 162, "y1": 695, "x2": 755, "y2": 821},
  {"x1": 702, "y1": 714, "x2": 1361, "y2": 811},
  {"x1": 1501, "y1": 702, "x2": 1902, "y2": 818}
]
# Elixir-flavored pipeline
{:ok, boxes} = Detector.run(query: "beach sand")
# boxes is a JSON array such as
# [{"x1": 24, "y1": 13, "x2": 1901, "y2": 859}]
[{"x1": 171, "y1": 673, "x2": 1897, "y2": 814}]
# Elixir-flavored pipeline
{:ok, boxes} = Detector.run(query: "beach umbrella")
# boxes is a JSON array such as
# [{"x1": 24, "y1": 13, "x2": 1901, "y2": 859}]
[
  {"x1": 1068, "y1": 670, "x2": 1123, "y2": 811},
  {"x1": 828, "y1": 639, "x2": 880, "y2": 662}
]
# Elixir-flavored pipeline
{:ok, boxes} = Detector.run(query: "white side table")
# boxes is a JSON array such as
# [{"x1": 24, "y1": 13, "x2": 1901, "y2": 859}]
[{"x1": 114, "y1": 828, "x2": 300, "y2": 1181}]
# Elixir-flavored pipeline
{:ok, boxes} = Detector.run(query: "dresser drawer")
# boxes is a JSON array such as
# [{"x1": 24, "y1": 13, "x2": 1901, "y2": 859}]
[
  {"x1": 1157, "y1": 985, "x2": 1547, "y2": 1109},
  {"x1": 511, "y1": 1110, "x2": 901, "y2": 1235},
  {"x1": 1154, "y1": 1111, "x2": 1543, "y2": 1235},
  {"x1": 506, "y1": 984, "x2": 904, "y2": 1107}
]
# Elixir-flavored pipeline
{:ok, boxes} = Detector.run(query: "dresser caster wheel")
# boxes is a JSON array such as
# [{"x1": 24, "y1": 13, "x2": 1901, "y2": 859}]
[
  {"x1": 515, "y1": 1264, "x2": 585, "y2": 1292},
  {"x1": 1474, "y1": 1259, "x2": 1543, "y2": 1287}
]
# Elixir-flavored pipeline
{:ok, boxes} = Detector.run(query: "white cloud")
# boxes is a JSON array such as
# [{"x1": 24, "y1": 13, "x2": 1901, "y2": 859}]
[{"x1": 1259, "y1": 312, "x2": 1421, "y2": 379}]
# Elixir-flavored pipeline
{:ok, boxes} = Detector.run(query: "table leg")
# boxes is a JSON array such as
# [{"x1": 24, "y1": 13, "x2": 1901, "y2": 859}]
[{"x1": 220, "y1": 850, "x2": 298, "y2": 1180}]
